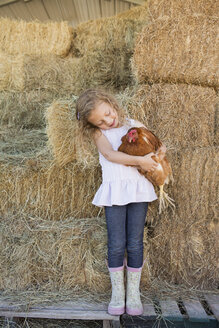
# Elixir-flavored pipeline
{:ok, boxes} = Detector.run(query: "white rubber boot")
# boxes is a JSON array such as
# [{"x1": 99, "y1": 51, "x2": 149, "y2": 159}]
[
  {"x1": 126, "y1": 266, "x2": 143, "y2": 316},
  {"x1": 108, "y1": 266, "x2": 125, "y2": 315}
]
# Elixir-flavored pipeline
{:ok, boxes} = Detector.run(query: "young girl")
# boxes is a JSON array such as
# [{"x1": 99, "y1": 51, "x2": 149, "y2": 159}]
[{"x1": 76, "y1": 89, "x2": 166, "y2": 316}]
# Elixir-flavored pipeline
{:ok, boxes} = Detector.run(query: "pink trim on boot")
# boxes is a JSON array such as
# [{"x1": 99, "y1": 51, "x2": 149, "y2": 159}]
[
  {"x1": 106, "y1": 258, "x2": 126, "y2": 272},
  {"x1": 108, "y1": 265, "x2": 124, "y2": 272},
  {"x1": 126, "y1": 258, "x2": 147, "y2": 272},
  {"x1": 108, "y1": 305, "x2": 125, "y2": 315},
  {"x1": 126, "y1": 306, "x2": 143, "y2": 316},
  {"x1": 127, "y1": 266, "x2": 142, "y2": 272}
]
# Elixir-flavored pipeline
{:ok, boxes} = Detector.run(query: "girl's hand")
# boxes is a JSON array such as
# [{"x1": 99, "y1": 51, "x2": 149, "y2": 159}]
[{"x1": 139, "y1": 153, "x2": 158, "y2": 172}]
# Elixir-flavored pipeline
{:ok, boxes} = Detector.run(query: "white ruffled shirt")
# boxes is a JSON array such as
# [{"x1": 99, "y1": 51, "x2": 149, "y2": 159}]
[{"x1": 92, "y1": 119, "x2": 157, "y2": 207}]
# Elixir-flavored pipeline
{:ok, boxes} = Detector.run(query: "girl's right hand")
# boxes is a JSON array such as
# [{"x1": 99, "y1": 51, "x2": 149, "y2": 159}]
[{"x1": 139, "y1": 153, "x2": 158, "y2": 172}]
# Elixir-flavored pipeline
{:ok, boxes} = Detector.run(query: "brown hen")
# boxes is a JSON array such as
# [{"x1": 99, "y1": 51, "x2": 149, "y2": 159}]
[{"x1": 118, "y1": 127, "x2": 174, "y2": 213}]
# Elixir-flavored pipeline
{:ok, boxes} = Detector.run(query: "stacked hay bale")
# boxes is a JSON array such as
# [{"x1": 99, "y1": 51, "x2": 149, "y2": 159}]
[
  {"x1": 0, "y1": 6, "x2": 149, "y2": 126},
  {"x1": 0, "y1": 6, "x2": 151, "y2": 298},
  {"x1": 0, "y1": 1, "x2": 218, "y2": 301},
  {"x1": 132, "y1": 15, "x2": 218, "y2": 88},
  {"x1": 147, "y1": 0, "x2": 219, "y2": 19},
  {"x1": 127, "y1": 3, "x2": 219, "y2": 290}
]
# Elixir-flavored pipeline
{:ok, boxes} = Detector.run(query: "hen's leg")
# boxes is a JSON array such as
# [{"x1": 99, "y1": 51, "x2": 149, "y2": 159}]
[{"x1": 159, "y1": 185, "x2": 175, "y2": 214}]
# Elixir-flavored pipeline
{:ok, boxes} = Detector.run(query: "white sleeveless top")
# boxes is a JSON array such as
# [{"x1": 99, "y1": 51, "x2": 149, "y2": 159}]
[{"x1": 92, "y1": 119, "x2": 157, "y2": 207}]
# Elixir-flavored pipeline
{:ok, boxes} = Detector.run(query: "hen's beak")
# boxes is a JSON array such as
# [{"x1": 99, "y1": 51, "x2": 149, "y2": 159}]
[{"x1": 128, "y1": 136, "x2": 132, "y2": 143}]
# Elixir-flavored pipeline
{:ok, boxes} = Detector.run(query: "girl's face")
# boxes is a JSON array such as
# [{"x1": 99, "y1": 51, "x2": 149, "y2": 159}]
[{"x1": 88, "y1": 101, "x2": 119, "y2": 130}]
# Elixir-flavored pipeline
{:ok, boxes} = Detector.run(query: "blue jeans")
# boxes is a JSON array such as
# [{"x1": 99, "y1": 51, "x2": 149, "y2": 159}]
[{"x1": 104, "y1": 202, "x2": 148, "y2": 268}]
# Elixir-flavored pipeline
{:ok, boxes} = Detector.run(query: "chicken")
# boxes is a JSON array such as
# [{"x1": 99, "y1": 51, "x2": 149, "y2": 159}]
[{"x1": 118, "y1": 127, "x2": 174, "y2": 213}]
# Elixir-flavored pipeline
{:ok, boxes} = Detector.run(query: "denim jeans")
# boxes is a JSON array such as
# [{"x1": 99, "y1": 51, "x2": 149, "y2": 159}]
[{"x1": 104, "y1": 202, "x2": 148, "y2": 268}]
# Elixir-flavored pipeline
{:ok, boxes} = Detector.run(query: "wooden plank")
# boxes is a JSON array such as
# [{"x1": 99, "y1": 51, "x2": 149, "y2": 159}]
[
  {"x1": 103, "y1": 320, "x2": 111, "y2": 328},
  {"x1": 0, "y1": 309, "x2": 120, "y2": 320},
  {"x1": 142, "y1": 303, "x2": 157, "y2": 319},
  {"x1": 111, "y1": 320, "x2": 120, "y2": 328},
  {"x1": 183, "y1": 299, "x2": 210, "y2": 322},
  {"x1": 32, "y1": 301, "x2": 109, "y2": 311},
  {"x1": 160, "y1": 299, "x2": 183, "y2": 322},
  {"x1": 0, "y1": 300, "x2": 109, "y2": 311},
  {"x1": 0, "y1": 300, "x2": 120, "y2": 321},
  {"x1": 103, "y1": 320, "x2": 121, "y2": 328},
  {"x1": 205, "y1": 294, "x2": 219, "y2": 321}
]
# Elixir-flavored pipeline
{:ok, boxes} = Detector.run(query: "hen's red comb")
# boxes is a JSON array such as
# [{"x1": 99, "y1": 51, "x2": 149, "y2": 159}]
[{"x1": 128, "y1": 129, "x2": 137, "y2": 135}]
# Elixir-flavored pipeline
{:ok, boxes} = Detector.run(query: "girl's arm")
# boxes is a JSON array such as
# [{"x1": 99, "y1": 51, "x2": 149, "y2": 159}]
[{"x1": 94, "y1": 131, "x2": 158, "y2": 172}]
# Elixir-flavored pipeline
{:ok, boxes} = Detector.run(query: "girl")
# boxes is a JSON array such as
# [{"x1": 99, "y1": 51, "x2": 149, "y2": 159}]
[{"x1": 76, "y1": 89, "x2": 166, "y2": 316}]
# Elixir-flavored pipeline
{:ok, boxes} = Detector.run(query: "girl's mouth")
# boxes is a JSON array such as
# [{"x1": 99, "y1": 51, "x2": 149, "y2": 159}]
[{"x1": 110, "y1": 119, "x2": 115, "y2": 127}]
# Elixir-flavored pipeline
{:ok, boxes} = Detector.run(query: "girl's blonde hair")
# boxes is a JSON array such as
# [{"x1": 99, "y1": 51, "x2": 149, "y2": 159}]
[
  {"x1": 74, "y1": 89, "x2": 128, "y2": 166},
  {"x1": 75, "y1": 88, "x2": 126, "y2": 137}
]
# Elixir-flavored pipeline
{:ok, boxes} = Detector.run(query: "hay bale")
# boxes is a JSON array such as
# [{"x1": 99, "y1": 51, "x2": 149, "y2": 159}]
[
  {"x1": 72, "y1": 5, "x2": 149, "y2": 56},
  {"x1": 0, "y1": 54, "x2": 24, "y2": 91},
  {"x1": 0, "y1": 128, "x2": 101, "y2": 219},
  {"x1": 117, "y1": 83, "x2": 218, "y2": 149},
  {"x1": 0, "y1": 128, "x2": 48, "y2": 163},
  {"x1": 46, "y1": 99, "x2": 98, "y2": 168},
  {"x1": 148, "y1": 0, "x2": 219, "y2": 19},
  {"x1": 171, "y1": 146, "x2": 219, "y2": 223},
  {"x1": 0, "y1": 50, "x2": 132, "y2": 93},
  {"x1": 148, "y1": 209, "x2": 218, "y2": 289},
  {"x1": 0, "y1": 159, "x2": 102, "y2": 220},
  {"x1": 143, "y1": 147, "x2": 218, "y2": 290},
  {"x1": 0, "y1": 215, "x2": 109, "y2": 292},
  {"x1": 0, "y1": 53, "x2": 80, "y2": 93},
  {"x1": 0, "y1": 90, "x2": 59, "y2": 129},
  {"x1": 0, "y1": 18, "x2": 73, "y2": 57},
  {"x1": 132, "y1": 15, "x2": 219, "y2": 88},
  {"x1": 0, "y1": 143, "x2": 217, "y2": 292},
  {"x1": 0, "y1": 203, "x2": 217, "y2": 293}
]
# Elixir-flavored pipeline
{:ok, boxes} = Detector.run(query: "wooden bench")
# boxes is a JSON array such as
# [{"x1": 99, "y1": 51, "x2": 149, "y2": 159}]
[
  {"x1": 0, "y1": 301, "x2": 120, "y2": 328},
  {"x1": 122, "y1": 294, "x2": 219, "y2": 327},
  {"x1": 0, "y1": 294, "x2": 218, "y2": 328}
]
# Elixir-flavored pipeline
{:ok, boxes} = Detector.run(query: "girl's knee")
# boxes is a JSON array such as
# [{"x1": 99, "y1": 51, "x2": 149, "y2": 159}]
[
  {"x1": 127, "y1": 241, "x2": 143, "y2": 254},
  {"x1": 108, "y1": 242, "x2": 126, "y2": 256}
]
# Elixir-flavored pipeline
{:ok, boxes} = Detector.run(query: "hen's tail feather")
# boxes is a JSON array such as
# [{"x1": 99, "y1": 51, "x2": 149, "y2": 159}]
[{"x1": 159, "y1": 185, "x2": 175, "y2": 214}]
